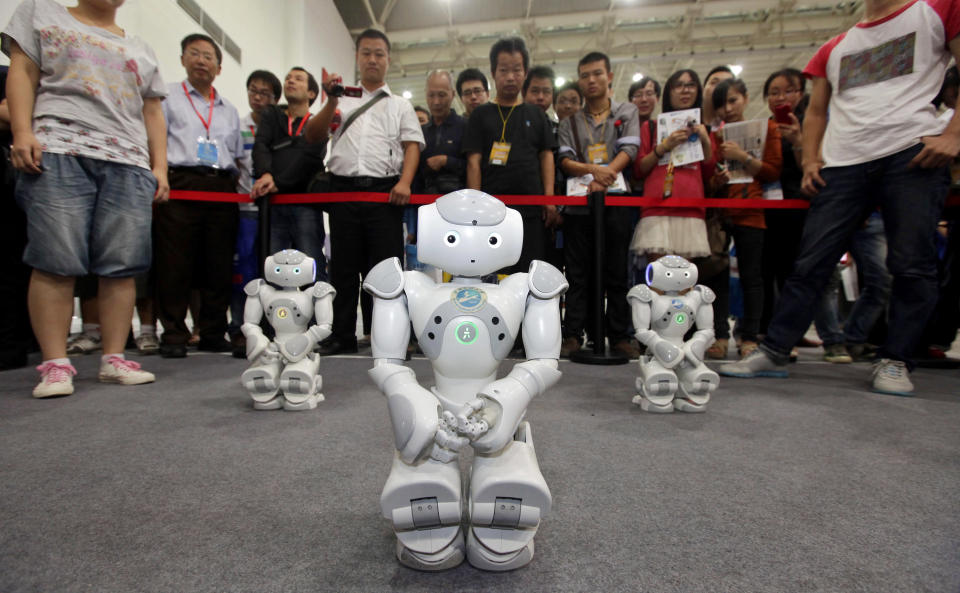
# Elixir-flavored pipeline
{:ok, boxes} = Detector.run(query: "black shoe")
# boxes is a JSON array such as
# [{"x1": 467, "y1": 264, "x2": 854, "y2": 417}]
[
  {"x1": 198, "y1": 338, "x2": 233, "y2": 353},
  {"x1": 318, "y1": 338, "x2": 359, "y2": 356},
  {"x1": 231, "y1": 334, "x2": 247, "y2": 359},
  {"x1": 159, "y1": 342, "x2": 187, "y2": 358}
]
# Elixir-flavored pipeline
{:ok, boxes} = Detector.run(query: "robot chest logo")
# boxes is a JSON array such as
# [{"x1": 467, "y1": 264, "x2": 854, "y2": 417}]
[
  {"x1": 455, "y1": 321, "x2": 479, "y2": 345},
  {"x1": 276, "y1": 307, "x2": 289, "y2": 319},
  {"x1": 671, "y1": 299, "x2": 684, "y2": 310},
  {"x1": 451, "y1": 287, "x2": 487, "y2": 313},
  {"x1": 675, "y1": 313, "x2": 687, "y2": 324}
]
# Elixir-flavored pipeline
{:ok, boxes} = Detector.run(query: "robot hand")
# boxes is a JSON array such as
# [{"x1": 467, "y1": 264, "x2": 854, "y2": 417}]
[
  {"x1": 683, "y1": 339, "x2": 706, "y2": 366},
  {"x1": 648, "y1": 336, "x2": 684, "y2": 369},
  {"x1": 452, "y1": 399, "x2": 490, "y2": 440},
  {"x1": 241, "y1": 323, "x2": 270, "y2": 361},
  {"x1": 431, "y1": 411, "x2": 471, "y2": 462}
]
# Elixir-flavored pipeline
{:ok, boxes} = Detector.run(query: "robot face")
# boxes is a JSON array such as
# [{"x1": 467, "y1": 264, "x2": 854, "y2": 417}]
[
  {"x1": 264, "y1": 249, "x2": 317, "y2": 287},
  {"x1": 417, "y1": 190, "x2": 523, "y2": 276},
  {"x1": 646, "y1": 255, "x2": 698, "y2": 292}
]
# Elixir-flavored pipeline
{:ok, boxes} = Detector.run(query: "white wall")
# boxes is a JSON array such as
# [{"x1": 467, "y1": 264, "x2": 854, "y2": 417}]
[{"x1": 1, "y1": 0, "x2": 353, "y2": 115}]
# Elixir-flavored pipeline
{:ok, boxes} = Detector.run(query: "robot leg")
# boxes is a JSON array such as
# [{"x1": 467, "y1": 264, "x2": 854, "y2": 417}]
[
  {"x1": 467, "y1": 421, "x2": 551, "y2": 572},
  {"x1": 633, "y1": 356, "x2": 678, "y2": 413},
  {"x1": 241, "y1": 356, "x2": 284, "y2": 410},
  {"x1": 674, "y1": 361, "x2": 719, "y2": 413},
  {"x1": 280, "y1": 353, "x2": 323, "y2": 411},
  {"x1": 380, "y1": 453, "x2": 464, "y2": 571}
]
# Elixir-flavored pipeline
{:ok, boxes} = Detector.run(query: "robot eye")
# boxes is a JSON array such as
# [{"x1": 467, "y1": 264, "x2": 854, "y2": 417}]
[
  {"x1": 274, "y1": 267, "x2": 281, "y2": 273},
  {"x1": 487, "y1": 232, "x2": 502, "y2": 248},
  {"x1": 444, "y1": 231, "x2": 460, "y2": 246},
  {"x1": 665, "y1": 271, "x2": 672, "y2": 278},
  {"x1": 684, "y1": 271, "x2": 690, "y2": 278},
  {"x1": 293, "y1": 267, "x2": 301, "y2": 274}
]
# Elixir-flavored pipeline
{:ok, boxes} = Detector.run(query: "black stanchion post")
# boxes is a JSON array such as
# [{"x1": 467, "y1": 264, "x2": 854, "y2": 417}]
[
  {"x1": 257, "y1": 196, "x2": 271, "y2": 276},
  {"x1": 570, "y1": 191, "x2": 628, "y2": 365}
]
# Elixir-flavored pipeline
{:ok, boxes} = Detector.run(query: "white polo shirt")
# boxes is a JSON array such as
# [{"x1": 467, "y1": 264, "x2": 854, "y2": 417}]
[{"x1": 326, "y1": 83, "x2": 425, "y2": 178}]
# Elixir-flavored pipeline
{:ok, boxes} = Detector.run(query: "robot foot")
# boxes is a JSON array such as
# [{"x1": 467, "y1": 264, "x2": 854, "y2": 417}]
[
  {"x1": 466, "y1": 527, "x2": 535, "y2": 572},
  {"x1": 242, "y1": 362, "x2": 282, "y2": 402},
  {"x1": 396, "y1": 531, "x2": 465, "y2": 572},
  {"x1": 635, "y1": 394, "x2": 675, "y2": 413},
  {"x1": 252, "y1": 396, "x2": 284, "y2": 410},
  {"x1": 673, "y1": 397, "x2": 707, "y2": 413},
  {"x1": 282, "y1": 392, "x2": 322, "y2": 411}
]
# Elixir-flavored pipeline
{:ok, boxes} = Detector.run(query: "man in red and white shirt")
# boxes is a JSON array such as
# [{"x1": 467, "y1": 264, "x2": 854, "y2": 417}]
[{"x1": 720, "y1": 0, "x2": 960, "y2": 396}]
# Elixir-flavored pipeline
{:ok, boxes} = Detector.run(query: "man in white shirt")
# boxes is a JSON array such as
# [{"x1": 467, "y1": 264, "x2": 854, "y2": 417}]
[{"x1": 305, "y1": 28, "x2": 424, "y2": 354}]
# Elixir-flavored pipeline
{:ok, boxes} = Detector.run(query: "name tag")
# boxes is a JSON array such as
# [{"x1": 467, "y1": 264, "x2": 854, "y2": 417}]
[
  {"x1": 489, "y1": 141, "x2": 511, "y2": 166},
  {"x1": 586, "y1": 143, "x2": 609, "y2": 164},
  {"x1": 196, "y1": 137, "x2": 219, "y2": 167}
]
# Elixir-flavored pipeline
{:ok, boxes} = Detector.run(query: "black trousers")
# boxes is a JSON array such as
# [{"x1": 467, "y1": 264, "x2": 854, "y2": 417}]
[
  {"x1": 154, "y1": 169, "x2": 238, "y2": 345},
  {"x1": 0, "y1": 163, "x2": 33, "y2": 369},
  {"x1": 561, "y1": 211, "x2": 633, "y2": 343},
  {"x1": 327, "y1": 176, "x2": 404, "y2": 345},
  {"x1": 500, "y1": 205, "x2": 546, "y2": 275}
]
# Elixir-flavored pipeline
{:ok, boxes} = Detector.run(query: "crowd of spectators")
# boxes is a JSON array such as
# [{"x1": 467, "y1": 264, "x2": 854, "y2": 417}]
[{"x1": 2, "y1": 0, "x2": 958, "y2": 399}]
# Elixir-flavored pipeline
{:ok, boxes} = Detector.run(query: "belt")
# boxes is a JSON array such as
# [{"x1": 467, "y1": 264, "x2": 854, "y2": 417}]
[
  {"x1": 170, "y1": 165, "x2": 234, "y2": 178},
  {"x1": 331, "y1": 173, "x2": 399, "y2": 188}
]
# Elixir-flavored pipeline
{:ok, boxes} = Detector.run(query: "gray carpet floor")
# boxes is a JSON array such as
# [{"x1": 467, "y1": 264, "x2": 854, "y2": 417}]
[{"x1": 1, "y1": 350, "x2": 958, "y2": 593}]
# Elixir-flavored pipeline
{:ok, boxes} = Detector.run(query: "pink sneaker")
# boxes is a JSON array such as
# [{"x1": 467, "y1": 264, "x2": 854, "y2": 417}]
[
  {"x1": 33, "y1": 362, "x2": 77, "y2": 398},
  {"x1": 98, "y1": 356, "x2": 155, "y2": 385}
]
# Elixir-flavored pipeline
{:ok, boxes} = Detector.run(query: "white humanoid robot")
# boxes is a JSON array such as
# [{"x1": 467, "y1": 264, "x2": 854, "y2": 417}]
[
  {"x1": 240, "y1": 249, "x2": 336, "y2": 411},
  {"x1": 363, "y1": 190, "x2": 567, "y2": 572},
  {"x1": 627, "y1": 255, "x2": 719, "y2": 413}
]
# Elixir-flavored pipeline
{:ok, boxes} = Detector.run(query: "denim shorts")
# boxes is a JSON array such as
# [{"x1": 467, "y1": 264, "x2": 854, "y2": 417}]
[{"x1": 16, "y1": 153, "x2": 157, "y2": 277}]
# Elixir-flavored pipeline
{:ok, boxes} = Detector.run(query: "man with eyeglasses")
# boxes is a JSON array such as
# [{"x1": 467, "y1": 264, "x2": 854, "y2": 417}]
[
  {"x1": 155, "y1": 33, "x2": 245, "y2": 358},
  {"x1": 456, "y1": 68, "x2": 489, "y2": 118}
]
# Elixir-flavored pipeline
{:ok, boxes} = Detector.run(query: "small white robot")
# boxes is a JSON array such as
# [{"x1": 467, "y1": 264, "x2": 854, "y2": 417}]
[
  {"x1": 627, "y1": 255, "x2": 719, "y2": 413},
  {"x1": 240, "y1": 249, "x2": 336, "y2": 411},
  {"x1": 363, "y1": 190, "x2": 567, "y2": 572}
]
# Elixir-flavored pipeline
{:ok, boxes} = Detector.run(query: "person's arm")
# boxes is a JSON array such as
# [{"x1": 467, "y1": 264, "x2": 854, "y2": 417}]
[
  {"x1": 142, "y1": 97, "x2": 169, "y2": 202},
  {"x1": 635, "y1": 128, "x2": 688, "y2": 177},
  {"x1": 7, "y1": 41, "x2": 43, "y2": 174},
  {"x1": 0, "y1": 99, "x2": 10, "y2": 131},
  {"x1": 389, "y1": 140, "x2": 420, "y2": 205},
  {"x1": 801, "y1": 76, "x2": 831, "y2": 195},
  {"x1": 304, "y1": 73, "x2": 340, "y2": 144},
  {"x1": 465, "y1": 153, "x2": 481, "y2": 189},
  {"x1": 755, "y1": 122, "x2": 782, "y2": 183},
  {"x1": 252, "y1": 108, "x2": 279, "y2": 197},
  {"x1": 910, "y1": 35, "x2": 960, "y2": 168}
]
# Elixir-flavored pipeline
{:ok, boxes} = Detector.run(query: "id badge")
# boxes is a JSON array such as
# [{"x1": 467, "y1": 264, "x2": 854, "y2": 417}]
[
  {"x1": 586, "y1": 143, "x2": 608, "y2": 164},
  {"x1": 196, "y1": 137, "x2": 220, "y2": 167},
  {"x1": 489, "y1": 141, "x2": 511, "y2": 166}
]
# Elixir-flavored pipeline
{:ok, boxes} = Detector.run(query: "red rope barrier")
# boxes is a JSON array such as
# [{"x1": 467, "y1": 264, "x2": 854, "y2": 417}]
[{"x1": 168, "y1": 190, "x2": 960, "y2": 209}]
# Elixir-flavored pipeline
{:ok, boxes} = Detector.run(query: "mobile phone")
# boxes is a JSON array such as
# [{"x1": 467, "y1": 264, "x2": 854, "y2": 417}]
[
  {"x1": 773, "y1": 103, "x2": 793, "y2": 125},
  {"x1": 329, "y1": 83, "x2": 363, "y2": 98}
]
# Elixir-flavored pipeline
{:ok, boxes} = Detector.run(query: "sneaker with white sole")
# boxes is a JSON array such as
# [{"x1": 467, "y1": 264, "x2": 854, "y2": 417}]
[
  {"x1": 98, "y1": 356, "x2": 155, "y2": 385},
  {"x1": 136, "y1": 334, "x2": 159, "y2": 355},
  {"x1": 718, "y1": 348, "x2": 788, "y2": 378},
  {"x1": 871, "y1": 358, "x2": 913, "y2": 396},
  {"x1": 66, "y1": 332, "x2": 102, "y2": 355},
  {"x1": 33, "y1": 361, "x2": 77, "y2": 398}
]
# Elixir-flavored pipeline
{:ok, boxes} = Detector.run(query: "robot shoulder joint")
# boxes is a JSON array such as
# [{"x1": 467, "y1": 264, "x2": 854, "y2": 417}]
[
  {"x1": 243, "y1": 279, "x2": 266, "y2": 296},
  {"x1": 363, "y1": 257, "x2": 405, "y2": 299},
  {"x1": 312, "y1": 281, "x2": 336, "y2": 299},
  {"x1": 693, "y1": 285, "x2": 716, "y2": 304},
  {"x1": 527, "y1": 260, "x2": 568, "y2": 299},
  {"x1": 628, "y1": 284, "x2": 654, "y2": 303}
]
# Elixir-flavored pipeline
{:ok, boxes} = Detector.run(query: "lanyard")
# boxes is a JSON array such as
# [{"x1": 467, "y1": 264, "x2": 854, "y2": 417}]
[
  {"x1": 586, "y1": 101, "x2": 610, "y2": 145},
  {"x1": 248, "y1": 125, "x2": 255, "y2": 136},
  {"x1": 182, "y1": 82, "x2": 215, "y2": 138},
  {"x1": 287, "y1": 113, "x2": 311, "y2": 137},
  {"x1": 496, "y1": 103, "x2": 518, "y2": 143}
]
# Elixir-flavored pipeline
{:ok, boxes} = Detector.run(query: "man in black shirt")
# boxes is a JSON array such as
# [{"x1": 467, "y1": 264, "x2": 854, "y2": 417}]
[
  {"x1": 419, "y1": 70, "x2": 465, "y2": 194},
  {"x1": 251, "y1": 67, "x2": 327, "y2": 276},
  {"x1": 463, "y1": 37, "x2": 560, "y2": 273}
]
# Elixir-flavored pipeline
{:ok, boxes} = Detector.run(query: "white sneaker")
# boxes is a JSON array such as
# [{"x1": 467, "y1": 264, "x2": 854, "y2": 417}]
[
  {"x1": 871, "y1": 358, "x2": 914, "y2": 396},
  {"x1": 718, "y1": 348, "x2": 788, "y2": 378},
  {"x1": 136, "y1": 333, "x2": 159, "y2": 355},
  {"x1": 98, "y1": 356, "x2": 155, "y2": 385},
  {"x1": 33, "y1": 361, "x2": 77, "y2": 398},
  {"x1": 66, "y1": 332, "x2": 102, "y2": 355}
]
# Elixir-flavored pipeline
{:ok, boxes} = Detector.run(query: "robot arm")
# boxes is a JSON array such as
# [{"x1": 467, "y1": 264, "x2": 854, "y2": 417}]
[
  {"x1": 470, "y1": 261, "x2": 566, "y2": 453},
  {"x1": 308, "y1": 281, "x2": 336, "y2": 345},
  {"x1": 627, "y1": 285, "x2": 683, "y2": 368},
  {"x1": 240, "y1": 279, "x2": 271, "y2": 361},
  {"x1": 683, "y1": 285, "x2": 716, "y2": 365}
]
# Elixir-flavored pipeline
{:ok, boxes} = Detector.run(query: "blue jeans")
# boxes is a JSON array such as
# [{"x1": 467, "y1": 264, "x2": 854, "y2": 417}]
[
  {"x1": 761, "y1": 144, "x2": 946, "y2": 369},
  {"x1": 269, "y1": 204, "x2": 328, "y2": 281}
]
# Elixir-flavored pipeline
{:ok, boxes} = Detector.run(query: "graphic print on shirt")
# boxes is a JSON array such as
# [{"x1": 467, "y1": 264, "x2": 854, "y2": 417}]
[
  {"x1": 39, "y1": 25, "x2": 144, "y2": 105},
  {"x1": 838, "y1": 32, "x2": 915, "y2": 92}
]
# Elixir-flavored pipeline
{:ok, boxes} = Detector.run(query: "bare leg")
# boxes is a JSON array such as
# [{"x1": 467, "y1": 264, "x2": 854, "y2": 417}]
[
  {"x1": 28, "y1": 270, "x2": 75, "y2": 361},
  {"x1": 136, "y1": 296, "x2": 155, "y2": 325},
  {"x1": 98, "y1": 276, "x2": 136, "y2": 355},
  {"x1": 80, "y1": 294, "x2": 99, "y2": 325}
]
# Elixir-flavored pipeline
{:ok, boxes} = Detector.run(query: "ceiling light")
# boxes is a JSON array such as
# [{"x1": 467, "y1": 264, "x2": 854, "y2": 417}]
[
  {"x1": 632, "y1": 72, "x2": 644, "y2": 82},
  {"x1": 402, "y1": 90, "x2": 412, "y2": 99},
  {"x1": 555, "y1": 76, "x2": 566, "y2": 86},
  {"x1": 730, "y1": 64, "x2": 743, "y2": 76}
]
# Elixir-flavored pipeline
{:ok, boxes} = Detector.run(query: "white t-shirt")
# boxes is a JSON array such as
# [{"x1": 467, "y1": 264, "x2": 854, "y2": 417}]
[
  {"x1": 1, "y1": 0, "x2": 166, "y2": 170},
  {"x1": 804, "y1": 0, "x2": 960, "y2": 167},
  {"x1": 237, "y1": 112, "x2": 257, "y2": 198},
  {"x1": 326, "y1": 83, "x2": 425, "y2": 178}
]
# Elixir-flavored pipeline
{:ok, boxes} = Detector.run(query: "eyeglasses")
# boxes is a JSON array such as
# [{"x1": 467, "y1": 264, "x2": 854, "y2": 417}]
[
  {"x1": 185, "y1": 48, "x2": 217, "y2": 62},
  {"x1": 632, "y1": 91, "x2": 658, "y2": 100},
  {"x1": 768, "y1": 88, "x2": 800, "y2": 98},
  {"x1": 461, "y1": 87, "x2": 486, "y2": 97},
  {"x1": 673, "y1": 81, "x2": 698, "y2": 91},
  {"x1": 247, "y1": 88, "x2": 275, "y2": 100}
]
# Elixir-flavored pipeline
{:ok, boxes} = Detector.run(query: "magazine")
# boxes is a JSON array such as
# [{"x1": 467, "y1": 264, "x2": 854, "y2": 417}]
[
  {"x1": 722, "y1": 119, "x2": 768, "y2": 184},
  {"x1": 657, "y1": 108, "x2": 704, "y2": 167}
]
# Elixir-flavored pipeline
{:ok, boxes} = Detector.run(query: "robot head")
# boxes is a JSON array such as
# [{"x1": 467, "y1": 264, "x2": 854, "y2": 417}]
[
  {"x1": 646, "y1": 255, "x2": 698, "y2": 292},
  {"x1": 264, "y1": 249, "x2": 316, "y2": 287},
  {"x1": 416, "y1": 190, "x2": 523, "y2": 277}
]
